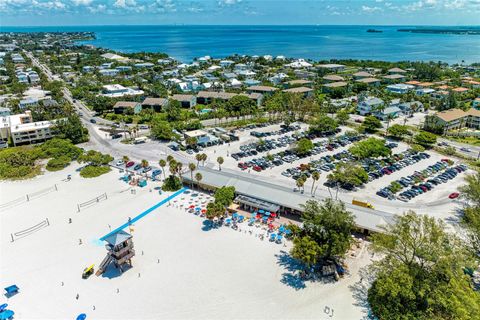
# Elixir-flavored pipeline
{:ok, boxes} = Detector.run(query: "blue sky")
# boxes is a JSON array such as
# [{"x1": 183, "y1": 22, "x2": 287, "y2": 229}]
[{"x1": 0, "y1": 0, "x2": 479, "y2": 26}]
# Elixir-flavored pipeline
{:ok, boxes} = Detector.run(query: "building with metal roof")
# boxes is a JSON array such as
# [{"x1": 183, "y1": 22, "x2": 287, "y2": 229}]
[{"x1": 183, "y1": 167, "x2": 395, "y2": 233}]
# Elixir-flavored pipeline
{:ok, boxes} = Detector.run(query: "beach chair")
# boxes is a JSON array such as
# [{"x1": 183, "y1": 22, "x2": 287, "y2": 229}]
[
  {"x1": 276, "y1": 235, "x2": 283, "y2": 244},
  {"x1": 4, "y1": 285, "x2": 18, "y2": 297}
]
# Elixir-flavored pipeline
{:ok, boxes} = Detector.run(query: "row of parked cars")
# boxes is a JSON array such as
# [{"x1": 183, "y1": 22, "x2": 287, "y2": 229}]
[
  {"x1": 365, "y1": 151, "x2": 430, "y2": 183},
  {"x1": 114, "y1": 159, "x2": 162, "y2": 178},
  {"x1": 396, "y1": 164, "x2": 467, "y2": 202},
  {"x1": 249, "y1": 124, "x2": 301, "y2": 138},
  {"x1": 237, "y1": 133, "x2": 362, "y2": 173}
]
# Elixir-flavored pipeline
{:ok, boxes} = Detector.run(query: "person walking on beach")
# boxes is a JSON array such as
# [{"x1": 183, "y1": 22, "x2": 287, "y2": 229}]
[
  {"x1": 76, "y1": 293, "x2": 79, "y2": 300},
  {"x1": 68, "y1": 218, "x2": 72, "y2": 224},
  {"x1": 78, "y1": 239, "x2": 82, "y2": 245}
]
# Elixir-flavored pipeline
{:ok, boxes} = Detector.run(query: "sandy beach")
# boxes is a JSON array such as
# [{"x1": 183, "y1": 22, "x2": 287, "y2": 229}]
[{"x1": 0, "y1": 165, "x2": 370, "y2": 319}]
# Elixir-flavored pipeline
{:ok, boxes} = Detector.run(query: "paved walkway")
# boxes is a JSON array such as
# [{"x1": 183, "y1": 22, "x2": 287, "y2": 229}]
[{"x1": 100, "y1": 187, "x2": 188, "y2": 241}]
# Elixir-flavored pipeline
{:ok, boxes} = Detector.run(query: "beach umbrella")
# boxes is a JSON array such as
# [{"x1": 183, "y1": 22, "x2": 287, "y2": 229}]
[
  {"x1": 201, "y1": 209, "x2": 207, "y2": 213},
  {"x1": 232, "y1": 212, "x2": 238, "y2": 218},
  {"x1": 75, "y1": 314, "x2": 86, "y2": 320},
  {"x1": 189, "y1": 205, "x2": 195, "y2": 209},
  {"x1": 0, "y1": 305, "x2": 6, "y2": 313},
  {"x1": 258, "y1": 209, "x2": 265, "y2": 214},
  {"x1": 279, "y1": 226, "x2": 285, "y2": 233},
  {"x1": 263, "y1": 211, "x2": 270, "y2": 216},
  {"x1": 195, "y1": 207, "x2": 201, "y2": 211},
  {"x1": 270, "y1": 213, "x2": 276, "y2": 218}
]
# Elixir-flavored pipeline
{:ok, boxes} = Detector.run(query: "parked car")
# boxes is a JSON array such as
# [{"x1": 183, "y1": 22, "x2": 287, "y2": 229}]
[
  {"x1": 126, "y1": 161, "x2": 135, "y2": 168},
  {"x1": 116, "y1": 160, "x2": 124, "y2": 166},
  {"x1": 449, "y1": 192, "x2": 460, "y2": 199}
]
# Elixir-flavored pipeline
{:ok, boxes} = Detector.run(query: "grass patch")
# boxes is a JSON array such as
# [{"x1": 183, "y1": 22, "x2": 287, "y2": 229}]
[
  {"x1": 79, "y1": 165, "x2": 111, "y2": 178},
  {"x1": 445, "y1": 136, "x2": 480, "y2": 146}
]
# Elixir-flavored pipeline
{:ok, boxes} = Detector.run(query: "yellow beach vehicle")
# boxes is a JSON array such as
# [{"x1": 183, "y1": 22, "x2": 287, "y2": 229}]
[{"x1": 82, "y1": 264, "x2": 95, "y2": 279}]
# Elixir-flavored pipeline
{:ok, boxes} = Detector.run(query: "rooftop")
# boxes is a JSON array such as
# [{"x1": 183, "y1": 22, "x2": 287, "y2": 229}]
[
  {"x1": 248, "y1": 85, "x2": 278, "y2": 92},
  {"x1": 282, "y1": 86, "x2": 313, "y2": 93}
]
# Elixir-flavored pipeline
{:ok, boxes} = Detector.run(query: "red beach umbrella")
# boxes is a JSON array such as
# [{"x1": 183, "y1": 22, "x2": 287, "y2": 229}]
[{"x1": 201, "y1": 209, "x2": 207, "y2": 213}]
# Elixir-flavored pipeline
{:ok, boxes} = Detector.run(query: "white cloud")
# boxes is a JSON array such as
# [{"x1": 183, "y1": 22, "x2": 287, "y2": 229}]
[
  {"x1": 362, "y1": 5, "x2": 382, "y2": 12},
  {"x1": 113, "y1": 0, "x2": 136, "y2": 9},
  {"x1": 72, "y1": 0, "x2": 92, "y2": 5},
  {"x1": 87, "y1": 3, "x2": 106, "y2": 13}
]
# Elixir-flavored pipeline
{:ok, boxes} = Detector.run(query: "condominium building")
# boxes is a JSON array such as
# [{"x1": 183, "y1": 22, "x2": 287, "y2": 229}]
[
  {"x1": 432, "y1": 108, "x2": 480, "y2": 131},
  {"x1": 0, "y1": 111, "x2": 57, "y2": 146}
]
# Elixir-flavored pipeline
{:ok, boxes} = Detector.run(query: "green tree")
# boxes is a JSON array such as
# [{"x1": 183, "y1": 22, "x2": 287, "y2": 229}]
[
  {"x1": 150, "y1": 118, "x2": 173, "y2": 140},
  {"x1": 328, "y1": 162, "x2": 368, "y2": 187},
  {"x1": 226, "y1": 95, "x2": 255, "y2": 114},
  {"x1": 301, "y1": 199, "x2": 355, "y2": 261},
  {"x1": 335, "y1": 109, "x2": 350, "y2": 125},
  {"x1": 164, "y1": 100, "x2": 182, "y2": 122},
  {"x1": 213, "y1": 186, "x2": 235, "y2": 207},
  {"x1": 159, "y1": 159, "x2": 167, "y2": 180},
  {"x1": 188, "y1": 162, "x2": 196, "y2": 189},
  {"x1": 291, "y1": 236, "x2": 321, "y2": 273},
  {"x1": 311, "y1": 171, "x2": 321, "y2": 196},
  {"x1": 141, "y1": 159, "x2": 149, "y2": 169},
  {"x1": 309, "y1": 115, "x2": 338, "y2": 134},
  {"x1": 361, "y1": 115, "x2": 382, "y2": 133},
  {"x1": 369, "y1": 211, "x2": 480, "y2": 320},
  {"x1": 459, "y1": 172, "x2": 480, "y2": 208},
  {"x1": 349, "y1": 137, "x2": 391, "y2": 159},
  {"x1": 216, "y1": 156, "x2": 224, "y2": 171},
  {"x1": 414, "y1": 131, "x2": 437, "y2": 147},
  {"x1": 186, "y1": 136, "x2": 197, "y2": 148},
  {"x1": 205, "y1": 201, "x2": 225, "y2": 220},
  {"x1": 295, "y1": 138, "x2": 314, "y2": 155},
  {"x1": 387, "y1": 124, "x2": 409, "y2": 139},
  {"x1": 54, "y1": 115, "x2": 89, "y2": 144},
  {"x1": 195, "y1": 172, "x2": 203, "y2": 189},
  {"x1": 195, "y1": 153, "x2": 202, "y2": 166}
]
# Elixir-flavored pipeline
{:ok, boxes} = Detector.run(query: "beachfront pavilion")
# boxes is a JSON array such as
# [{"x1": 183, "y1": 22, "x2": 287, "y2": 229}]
[{"x1": 183, "y1": 167, "x2": 395, "y2": 234}]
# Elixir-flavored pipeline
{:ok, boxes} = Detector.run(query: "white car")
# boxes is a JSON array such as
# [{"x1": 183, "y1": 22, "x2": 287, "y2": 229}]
[{"x1": 116, "y1": 160, "x2": 124, "y2": 166}]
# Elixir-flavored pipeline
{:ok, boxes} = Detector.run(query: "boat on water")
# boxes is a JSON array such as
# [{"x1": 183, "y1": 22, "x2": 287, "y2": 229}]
[{"x1": 367, "y1": 29, "x2": 383, "y2": 33}]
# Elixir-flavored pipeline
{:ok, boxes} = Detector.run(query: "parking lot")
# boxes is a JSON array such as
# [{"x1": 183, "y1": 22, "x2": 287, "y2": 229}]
[{"x1": 178, "y1": 121, "x2": 472, "y2": 211}]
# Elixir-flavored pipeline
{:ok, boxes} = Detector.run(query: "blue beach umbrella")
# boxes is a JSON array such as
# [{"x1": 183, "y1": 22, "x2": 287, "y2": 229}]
[
  {"x1": 0, "y1": 305, "x2": 6, "y2": 312},
  {"x1": 76, "y1": 314, "x2": 87, "y2": 320},
  {"x1": 195, "y1": 207, "x2": 201, "y2": 211},
  {"x1": 264, "y1": 211, "x2": 270, "y2": 216},
  {"x1": 258, "y1": 209, "x2": 265, "y2": 214}
]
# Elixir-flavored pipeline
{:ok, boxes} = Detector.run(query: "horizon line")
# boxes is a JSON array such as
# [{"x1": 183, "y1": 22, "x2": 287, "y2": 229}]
[{"x1": 1, "y1": 24, "x2": 479, "y2": 28}]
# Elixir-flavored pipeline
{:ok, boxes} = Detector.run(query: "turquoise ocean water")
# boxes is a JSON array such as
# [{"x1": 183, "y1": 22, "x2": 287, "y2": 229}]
[{"x1": 1, "y1": 25, "x2": 479, "y2": 63}]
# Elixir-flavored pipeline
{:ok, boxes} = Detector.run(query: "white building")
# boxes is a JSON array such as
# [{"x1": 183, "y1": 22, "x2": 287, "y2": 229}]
[
  {"x1": 2, "y1": 111, "x2": 57, "y2": 146},
  {"x1": 386, "y1": 84, "x2": 415, "y2": 94},
  {"x1": 99, "y1": 69, "x2": 119, "y2": 77},
  {"x1": 101, "y1": 84, "x2": 144, "y2": 98},
  {"x1": 357, "y1": 97, "x2": 384, "y2": 115}
]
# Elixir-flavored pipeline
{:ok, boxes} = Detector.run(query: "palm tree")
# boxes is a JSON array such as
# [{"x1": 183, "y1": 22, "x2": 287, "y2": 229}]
[
  {"x1": 195, "y1": 153, "x2": 202, "y2": 166},
  {"x1": 195, "y1": 172, "x2": 203, "y2": 190},
  {"x1": 217, "y1": 156, "x2": 224, "y2": 171},
  {"x1": 122, "y1": 155, "x2": 129, "y2": 165},
  {"x1": 201, "y1": 153, "x2": 207, "y2": 166},
  {"x1": 176, "y1": 162, "x2": 183, "y2": 180},
  {"x1": 166, "y1": 155, "x2": 174, "y2": 163},
  {"x1": 159, "y1": 159, "x2": 166, "y2": 180},
  {"x1": 188, "y1": 163, "x2": 196, "y2": 189},
  {"x1": 311, "y1": 171, "x2": 321, "y2": 196},
  {"x1": 141, "y1": 159, "x2": 149, "y2": 169},
  {"x1": 296, "y1": 176, "x2": 306, "y2": 193},
  {"x1": 169, "y1": 159, "x2": 177, "y2": 176}
]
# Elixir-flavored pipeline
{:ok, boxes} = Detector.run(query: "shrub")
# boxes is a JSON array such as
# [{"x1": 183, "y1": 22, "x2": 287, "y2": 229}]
[
  {"x1": 162, "y1": 175, "x2": 182, "y2": 191},
  {"x1": 46, "y1": 156, "x2": 71, "y2": 171},
  {"x1": 79, "y1": 165, "x2": 111, "y2": 178}
]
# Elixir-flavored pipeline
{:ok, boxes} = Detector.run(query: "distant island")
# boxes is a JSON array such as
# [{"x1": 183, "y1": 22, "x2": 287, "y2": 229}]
[
  {"x1": 398, "y1": 28, "x2": 480, "y2": 35},
  {"x1": 367, "y1": 29, "x2": 383, "y2": 33}
]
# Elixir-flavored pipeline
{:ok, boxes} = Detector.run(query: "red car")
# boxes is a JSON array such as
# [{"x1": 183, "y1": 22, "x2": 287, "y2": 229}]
[
  {"x1": 449, "y1": 192, "x2": 459, "y2": 199},
  {"x1": 237, "y1": 163, "x2": 247, "y2": 170},
  {"x1": 126, "y1": 161, "x2": 135, "y2": 168},
  {"x1": 252, "y1": 165, "x2": 262, "y2": 172}
]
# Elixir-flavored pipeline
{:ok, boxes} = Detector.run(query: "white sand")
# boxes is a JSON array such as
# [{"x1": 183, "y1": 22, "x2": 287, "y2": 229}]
[{"x1": 0, "y1": 165, "x2": 370, "y2": 319}]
